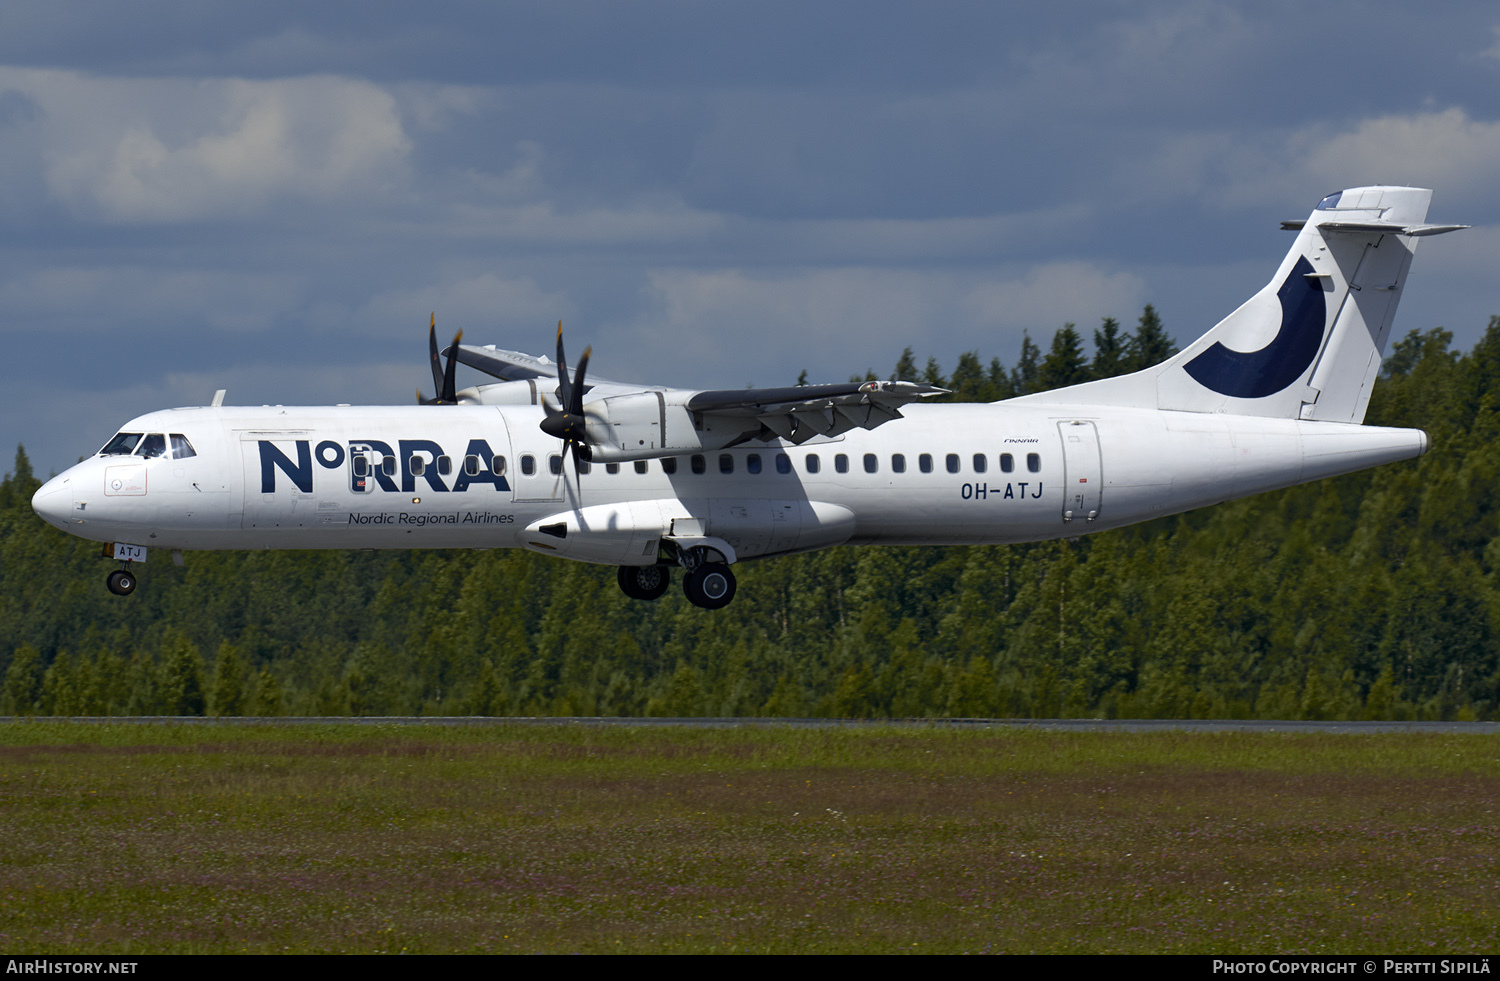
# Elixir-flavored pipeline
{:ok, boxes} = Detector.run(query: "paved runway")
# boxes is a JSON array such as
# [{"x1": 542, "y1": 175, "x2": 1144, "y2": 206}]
[{"x1": 3, "y1": 716, "x2": 1496, "y2": 733}]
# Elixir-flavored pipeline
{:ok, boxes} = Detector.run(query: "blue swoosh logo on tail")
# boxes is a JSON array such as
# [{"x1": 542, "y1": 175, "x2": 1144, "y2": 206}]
[{"x1": 1183, "y1": 256, "x2": 1327, "y2": 399}]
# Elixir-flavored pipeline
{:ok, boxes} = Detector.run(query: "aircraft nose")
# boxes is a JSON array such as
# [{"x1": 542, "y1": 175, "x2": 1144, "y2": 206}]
[{"x1": 31, "y1": 474, "x2": 75, "y2": 530}]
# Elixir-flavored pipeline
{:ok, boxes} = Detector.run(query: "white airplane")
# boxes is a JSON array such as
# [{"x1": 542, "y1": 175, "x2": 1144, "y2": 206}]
[{"x1": 32, "y1": 185, "x2": 1465, "y2": 609}]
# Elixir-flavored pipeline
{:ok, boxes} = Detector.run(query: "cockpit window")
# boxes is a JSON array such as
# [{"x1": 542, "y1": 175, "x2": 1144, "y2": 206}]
[
  {"x1": 137, "y1": 434, "x2": 168, "y2": 459},
  {"x1": 170, "y1": 434, "x2": 196, "y2": 459},
  {"x1": 1317, "y1": 191, "x2": 1343, "y2": 211},
  {"x1": 100, "y1": 432, "x2": 142, "y2": 456}
]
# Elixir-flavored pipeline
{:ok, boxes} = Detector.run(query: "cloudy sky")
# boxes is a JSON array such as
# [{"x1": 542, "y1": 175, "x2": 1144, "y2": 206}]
[{"x1": 4, "y1": 1, "x2": 1499, "y2": 476}]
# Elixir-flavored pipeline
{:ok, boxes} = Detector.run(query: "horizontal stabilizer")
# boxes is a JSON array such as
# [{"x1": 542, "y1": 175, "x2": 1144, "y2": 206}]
[{"x1": 1281, "y1": 220, "x2": 1468, "y2": 237}]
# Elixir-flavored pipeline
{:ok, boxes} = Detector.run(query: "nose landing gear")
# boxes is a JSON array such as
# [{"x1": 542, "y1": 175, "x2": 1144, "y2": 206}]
[{"x1": 106, "y1": 568, "x2": 137, "y2": 596}]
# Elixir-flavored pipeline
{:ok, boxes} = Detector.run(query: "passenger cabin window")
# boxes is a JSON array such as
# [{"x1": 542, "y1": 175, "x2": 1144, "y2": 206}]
[
  {"x1": 464, "y1": 455, "x2": 480, "y2": 476},
  {"x1": 691, "y1": 455, "x2": 706, "y2": 474},
  {"x1": 1000, "y1": 453, "x2": 1014, "y2": 473},
  {"x1": 101, "y1": 432, "x2": 142, "y2": 456},
  {"x1": 521, "y1": 455, "x2": 536, "y2": 476},
  {"x1": 972, "y1": 453, "x2": 987, "y2": 474},
  {"x1": 576, "y1": 459, "x2": 590, "y2": 475},
  {"x1": 138, "y1": 434, "x2": 167, "y2": 459},
  {"x1": 747, "y1": 454, "x2": 762, "y2": 474},
  {"x1": 382, "y1": 455, "x2": 397, "y2": 477},
  {"x1": 437, "y1": 455, "x2": 452, "y2": 476},
  {"x1": 946, "y1": 453, "x2": 960, "y2": 474},
  {"x1": 863, "y1": 453, "x2": 878, "y2": 474},
  {"x1": 835, "y1": 454, "x2": 849, "y2": 474},
  {"x1": 410, "y1": 456, "x2": 426, "y2": 476},
  {"x1": 169, "y1": 434, "x2": 196, "y2": 459},
  {"x1": 634, "y1": 460, "x2": 648, "y2": 474},
  {"x1": 805, "y1": 454, "x2": 820, "y2": 474},
  {"x1": 551, "y1": 455, "x2": 565, "y2": 476},
  {"x1": 606, "y1": 463, "x2": 620, "y2": 474},
  {"x1": 776, "y1": 453, "x2": 791, "y2": 474},
  {"x1": 1027, "y1": 452, "x2": 1041, "y2": 473},
  {"x1": 719, "y1": 454, "x2": 734, "y2": 474},
  {"x1": 662, "y1": 458, "x2": 678, "y2": 474},
  {"x1": 919, "y1": 453, "x2": 933, "y2": 474},
  {"x1": 492, "y1": 456, "x2": 506, "y2": 475},
  {"x1": 892, "y1": 454, "x2": 905, "y2": 474}
]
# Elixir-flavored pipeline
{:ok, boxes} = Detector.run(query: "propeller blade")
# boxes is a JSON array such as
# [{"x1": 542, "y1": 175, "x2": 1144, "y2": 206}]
[
  {"x1": 571, "y1": 346, "x2": 591, "y2": 416},
  {"x1": 554, "y1": 321, "x2": 572, "y2": 411},
  {"x1": 441, "y1": 329, "x2": 463, "y2": 403},
  {"x1": 428, "y1": 314, "x2": 444, "y2": 399},
  {"x1": 539, "y1": 321, "x2": 596, "y2": 472},
  {"x1": 422, "y1": 314, "x2": 465, "y2": 405}
]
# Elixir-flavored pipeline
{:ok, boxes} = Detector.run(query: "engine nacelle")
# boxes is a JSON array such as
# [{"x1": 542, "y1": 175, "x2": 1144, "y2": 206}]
[
  {"x1": 586, "y1": 392, "x2": 709, "y2": 462},
  {"x1": 462, "y1": 380, "x2": 545, "y2": 405}
]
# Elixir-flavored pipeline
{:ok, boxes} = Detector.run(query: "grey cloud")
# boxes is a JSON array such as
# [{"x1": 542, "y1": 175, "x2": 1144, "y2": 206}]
[{"x1": 4, "y1": 1, "x2": 1500, "y2": 478}]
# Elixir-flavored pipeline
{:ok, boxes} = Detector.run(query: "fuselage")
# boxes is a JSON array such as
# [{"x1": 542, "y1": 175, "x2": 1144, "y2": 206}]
[{"x1": 31, "y1": 401, "x2": 1426, "y2": 563}]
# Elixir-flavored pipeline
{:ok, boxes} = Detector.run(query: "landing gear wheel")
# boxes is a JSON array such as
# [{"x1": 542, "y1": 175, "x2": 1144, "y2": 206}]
[
  {"x1": 106, "y1": 569, "x2": 136, "y2": 596},
  {"x1": 617, "y1": 564, "x2": 671, "y2": 601},
  {"x1": 683, "y1": 563, "x2": 736, "y2": 609}
]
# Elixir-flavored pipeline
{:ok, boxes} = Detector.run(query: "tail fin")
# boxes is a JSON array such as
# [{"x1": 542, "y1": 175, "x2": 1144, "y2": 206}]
[{"x1": 1019, "y1": 186, "x2": 1466, "y2": 423}]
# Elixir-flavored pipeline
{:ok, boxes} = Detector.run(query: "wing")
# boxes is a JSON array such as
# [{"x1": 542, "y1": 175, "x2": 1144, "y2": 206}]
[
  {"x1": 684, "y1": 380, "x2": 948, "y2": 444},
  {"x1": 446, "y1": 334, "x2": 946, "y2": 461},
  {"x1": 452, "y1": 343, "x2": 635, "y2": 388}
]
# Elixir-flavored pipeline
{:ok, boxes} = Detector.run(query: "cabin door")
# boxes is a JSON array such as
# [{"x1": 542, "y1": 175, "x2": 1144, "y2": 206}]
[{"x1": 1058, "y1": 420, "x2": 1102, "y2": 526}]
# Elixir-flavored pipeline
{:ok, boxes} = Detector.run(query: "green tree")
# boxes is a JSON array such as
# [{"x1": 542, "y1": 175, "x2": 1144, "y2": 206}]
[
  {"x1": 253, "y1": 667, "x2": 283, "y2": 717},
  {"x1": 1011, "y1": 333, "x2": 1041, "y2": 394},
  {"x1": 162, "y1": 633, "x2": 207, "y2": 716},
  {"x1": 891, "y1": 348, "x2": 918, "y2": 382},
  {"x1": 949, "y1": 352, "x2": 987, "y2": 401},
  {"x1": 3, "y1": 643, "x2": 44, "y2": 715},
  {"x1": 1091, "y1": 317, "x2": 1126, "y2": 378},
  {"x1": 1039, "y1": 324, "x2": 1089, "y2": 391},
  {"x1": 922, "y1": 356, "x2": 948, "y2": 389},
  {"x1": 1126, "y1": 304, "x2": 1177, "y2": 371},
  {"x1": 210, "y1": 642, "x2": 246, "y2": 716},
  {"x1": 987, "y1": 357, "x2": 1016, "y2": 400},
  {"x1": 466, "y1": 659, "x2": 505, "y2": 716}
]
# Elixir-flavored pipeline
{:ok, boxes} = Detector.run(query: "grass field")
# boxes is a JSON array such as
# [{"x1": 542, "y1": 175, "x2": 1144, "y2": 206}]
[{"x1": 0, "y1": 721, "x2": 1496, "y2": 954}]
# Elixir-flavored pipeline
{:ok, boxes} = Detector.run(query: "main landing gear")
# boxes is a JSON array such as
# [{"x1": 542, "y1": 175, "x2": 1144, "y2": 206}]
[
  {"x1": 617, "y1": 564, "x2": 671, "y2": 601},
  {"x1": 615, "y1": 547, "x2": 739, "y2": 610},
  {"x1": 683, "y1": 563, "x2": 736, "y2": 609}
]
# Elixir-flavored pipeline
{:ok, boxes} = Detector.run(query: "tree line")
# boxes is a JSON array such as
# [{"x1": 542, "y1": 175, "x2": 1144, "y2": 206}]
[{"x1": 2, "y1": 308, "x2": 1497, "y2": 720}]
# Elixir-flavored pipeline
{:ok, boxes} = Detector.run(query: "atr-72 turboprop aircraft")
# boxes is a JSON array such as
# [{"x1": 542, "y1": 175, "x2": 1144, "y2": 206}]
[{"x1": 32, "y1": 186, "x2": 1465, "y2": 608}]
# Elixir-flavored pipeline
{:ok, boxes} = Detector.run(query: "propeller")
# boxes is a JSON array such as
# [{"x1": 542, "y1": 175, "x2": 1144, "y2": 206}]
[
  {"x1": 418, "y1": 313, "x2": 464, "y2": 405},
  {"x1": 538, "y1": 321, "x2": 594, "y2": 468}
]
